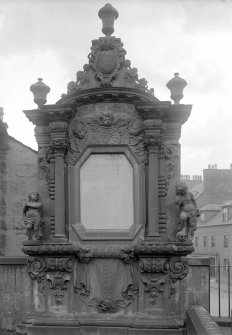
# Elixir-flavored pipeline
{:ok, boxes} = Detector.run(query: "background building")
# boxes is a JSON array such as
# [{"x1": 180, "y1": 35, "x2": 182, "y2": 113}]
[{"x1": 182, "y1": 165, "x2": 232, "y2": 281}]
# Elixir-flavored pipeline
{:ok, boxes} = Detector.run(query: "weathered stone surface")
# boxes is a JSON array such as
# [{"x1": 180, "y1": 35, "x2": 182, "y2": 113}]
[{"x1": 0, "y1": 136, "x2": 37, "y2": 256}]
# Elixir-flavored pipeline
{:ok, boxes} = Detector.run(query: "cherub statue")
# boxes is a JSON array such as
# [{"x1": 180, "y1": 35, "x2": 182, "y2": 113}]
[
  {"x1": 23, "y1": 192, "x2": 43, "y2": 241},
  {"x1": 174, "y1": 181, "x2": 199, "y2": 241}
]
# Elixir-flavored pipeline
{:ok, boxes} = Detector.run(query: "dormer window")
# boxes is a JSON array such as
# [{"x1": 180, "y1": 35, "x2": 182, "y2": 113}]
[
  {"x1": 200, "y1": 213, "x2": 205, "y2": 224},
  {"x1": 223, "y1": 207, "x2": 228, "y2": 222}
]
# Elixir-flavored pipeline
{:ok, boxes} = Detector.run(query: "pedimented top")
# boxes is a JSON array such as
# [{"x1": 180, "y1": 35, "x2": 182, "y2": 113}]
[{"x1": 57, "y1": 4, "x2": 157, "y2": 105}]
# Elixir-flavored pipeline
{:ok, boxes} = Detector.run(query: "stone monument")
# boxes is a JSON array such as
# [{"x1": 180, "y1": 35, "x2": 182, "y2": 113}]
[{"x1": 18, "y1": 4, "x2": 197, "y2": 335}]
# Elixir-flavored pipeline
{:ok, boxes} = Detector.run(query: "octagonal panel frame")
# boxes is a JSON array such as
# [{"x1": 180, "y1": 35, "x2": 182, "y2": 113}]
[{"x1": 67, "y1": 145, "x2": 144, "y2": 240}]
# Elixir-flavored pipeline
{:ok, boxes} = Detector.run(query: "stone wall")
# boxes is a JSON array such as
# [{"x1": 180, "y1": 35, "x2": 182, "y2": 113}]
[
  {"x1": 0, "y1": 256, "x2": 209, "y2": 332},
  {"x1": 0, "y1": 257, "x2": 31, "y2": 331},
  {"x1": 0, "y1": 131, "x2": 37, "y2": 256}
]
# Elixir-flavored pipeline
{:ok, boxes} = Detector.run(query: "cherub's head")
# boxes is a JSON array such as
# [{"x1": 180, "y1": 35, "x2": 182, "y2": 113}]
[
  {"x1": 28, "y1": 192, "x2": 40, "y2": 202},
  {"x1": 175, "y1": 181, "x2": 188, "y2": 196}
]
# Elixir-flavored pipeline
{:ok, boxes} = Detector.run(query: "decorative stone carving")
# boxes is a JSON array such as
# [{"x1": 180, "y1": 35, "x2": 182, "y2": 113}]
[
  {"x1": 139, "y1": 256, "x2": 189, "y2": 304},
  {"x1": 27, "y1": 256, "x2": 47, "y2": 293},
  {"x1": 169, "y1": 257, "x2": 189, "y2": 297},
  {"x1": 139, "y1": 257, "x2": 169, "y2": 305},
  {"x1": 64, "y1": 35, "x2": 154, "y2": 95},
  {"x1": 46, "y1": 257, "x2": 73, "y2": 304},
  {"x1": 38, "y1": 147, "x2": 50, "y2": 180},
  {"x1": 164, "y1": 143, "x2": 179, "y2": 183},
  {"x1": 66, "y1": 103, "x2": 145, "y2": 164},
  {"x1": 23, "y1": 192, "x2": 44, "y2": 241},
  {"x1": 75, "y1": 259, "x2": 137, "y2": 313},
  {"x1": 174, "y1": 181, "x2": 199, "y2": 241},
  {"x1": 27, "y1": 256, "x2": 73, "y2": 304}
]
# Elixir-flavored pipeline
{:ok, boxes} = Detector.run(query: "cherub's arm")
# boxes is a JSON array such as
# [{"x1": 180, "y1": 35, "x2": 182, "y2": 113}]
[
  {"x1": 174, "y1": 195, "x2": 181, "y2": 205},
  {"x1": 190, "y1": 192, "x2": 197, "y2": 208}
]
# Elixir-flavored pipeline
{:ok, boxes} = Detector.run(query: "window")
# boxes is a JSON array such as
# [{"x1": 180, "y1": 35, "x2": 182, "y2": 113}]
[
  {"x1": 195, "y1": 236, "x2": 198, "y2": 248},
  {"x1": 223, "y1": 259, "x2": 229, "y2": 272},
  {"x1": 200, "y1": 213, "x2": 205, "y2": 224},
  {"x1": 211, "y1": 236, "x2": 216, "y2": 248},
  {"x1": 224, "y1": 235, "x2": 229, "y2": 248},
  {"x1": 223, "y1": 208, "x2": 228, "y2": 222},
  {"x1": 203, "y1": 236, "x2": 208, "y2": 248}
]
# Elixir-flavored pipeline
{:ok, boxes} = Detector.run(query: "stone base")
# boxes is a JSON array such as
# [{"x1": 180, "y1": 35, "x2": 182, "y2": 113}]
[
  {"x1": 17, "y1": 325, "x2": 185, "y2": 335},
  {"x1": 16, "y1": 314, "x2": 185, "y2": 335}
]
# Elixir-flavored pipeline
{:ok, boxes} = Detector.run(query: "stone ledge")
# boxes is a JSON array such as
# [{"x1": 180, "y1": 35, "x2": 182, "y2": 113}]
[{"x1": 0, "y1": 257, "x2": 26, "y2": 265}]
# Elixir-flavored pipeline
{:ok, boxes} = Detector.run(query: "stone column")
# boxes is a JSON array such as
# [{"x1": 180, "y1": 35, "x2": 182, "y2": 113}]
[{"x1": 49, "y1": 121, "x2": 68, "y2": 241}]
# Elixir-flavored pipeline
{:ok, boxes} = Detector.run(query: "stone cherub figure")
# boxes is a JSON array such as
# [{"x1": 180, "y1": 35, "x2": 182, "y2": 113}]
[
  {"x1": 174, "y1": 181, "x2": 199, "y2": 241},
  {"x1": 23, "y1": 192, "x2": 44, "y2": 241}
]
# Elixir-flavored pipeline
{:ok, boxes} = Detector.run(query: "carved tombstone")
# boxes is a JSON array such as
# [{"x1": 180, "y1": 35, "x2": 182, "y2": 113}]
[{"x1": 20, "y1": 4, "x2": 197, "y2": 335}]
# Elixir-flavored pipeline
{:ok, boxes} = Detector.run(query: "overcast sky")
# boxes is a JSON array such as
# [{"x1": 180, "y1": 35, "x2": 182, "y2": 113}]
[{"x1": 0, "y1": 0, "x2": 231, "y2": 176}]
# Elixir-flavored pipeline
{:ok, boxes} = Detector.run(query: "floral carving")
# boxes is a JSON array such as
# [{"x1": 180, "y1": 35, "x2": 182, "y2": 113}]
[
  {"x1": 88, "y1": 296, "x2": 128, "y2": 313},
  {"x1": 46, "y1": 272, "x2": 71, "y2": 304},
  {"x1": 142, "y1": 273, "x2": 167, "y2": 305}
]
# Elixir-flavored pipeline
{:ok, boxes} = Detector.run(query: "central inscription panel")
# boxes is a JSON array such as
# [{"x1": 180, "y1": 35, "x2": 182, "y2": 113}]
[{"x1": 80, "y1": 153, "x2": 134, "y2": 230}]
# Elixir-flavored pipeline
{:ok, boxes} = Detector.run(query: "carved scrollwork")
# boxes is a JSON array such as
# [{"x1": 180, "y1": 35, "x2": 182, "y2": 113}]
[
  {"x1": 66, "y1": 104, "x2": 145, "y2": 164},
  {"x1": 169, "y1": 257, "x2": 189, "y2": 298},
  {"x1": 139, "y1": 257, "x2": 169, "y2": 273},
  {"x1": 26, "y1": 256, "x2": 73, "y2": 304},
  {"x1": 27, "y1": 256, "x2": 47, "y2": 293}
]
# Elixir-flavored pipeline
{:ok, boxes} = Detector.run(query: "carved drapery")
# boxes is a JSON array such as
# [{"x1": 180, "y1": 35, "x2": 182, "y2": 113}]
[{"x1": 74, "y1": 258, "x2": 138, "y2": 313}]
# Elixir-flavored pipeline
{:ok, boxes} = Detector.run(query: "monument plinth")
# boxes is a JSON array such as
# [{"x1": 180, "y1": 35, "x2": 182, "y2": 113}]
[{"x1": 18, "y1": 4, "x2": 197, "y2": 335}]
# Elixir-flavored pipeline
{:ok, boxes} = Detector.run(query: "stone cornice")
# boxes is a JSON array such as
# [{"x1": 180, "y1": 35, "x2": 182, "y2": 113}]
[
  {"x1": 23, "y1": 105, "x2": 75, "y2": 126},
  {"x1": 56, "y1": 87, "x2": 159, "y2": 106},
  {"x1": 22, "y1": 241, "x2": 194, "y2": 258}
]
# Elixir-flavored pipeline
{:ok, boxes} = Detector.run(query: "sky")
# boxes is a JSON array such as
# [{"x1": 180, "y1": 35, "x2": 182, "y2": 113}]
[{"x1": 0, "y1": 0, "x2": 232, "y2": 176}]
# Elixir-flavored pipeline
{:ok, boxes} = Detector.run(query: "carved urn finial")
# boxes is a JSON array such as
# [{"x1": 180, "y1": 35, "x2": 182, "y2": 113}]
[
  {"x1": 98, "y1": 3, "x2": 119, "y2": 36},
  {"x1": 166, "y1": 73, "x2": 187, "y2": 104},
  {"x1": 30, "y1": 78, "x2": 50, "y2": 108}
]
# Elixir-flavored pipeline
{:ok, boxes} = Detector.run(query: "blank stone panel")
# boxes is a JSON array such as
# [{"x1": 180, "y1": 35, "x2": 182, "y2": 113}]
[{"x1": 80, "y1": 154, "x2": 134, "y2": 230}]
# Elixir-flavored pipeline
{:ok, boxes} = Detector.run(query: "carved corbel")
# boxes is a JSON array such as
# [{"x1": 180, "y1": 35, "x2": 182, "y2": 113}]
[{"x1": 139, "y1": 257, "x2": 169, "y2": 305}]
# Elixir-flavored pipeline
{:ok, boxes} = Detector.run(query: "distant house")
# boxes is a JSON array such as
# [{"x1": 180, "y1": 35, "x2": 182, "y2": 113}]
[
  {"x1": 0, "y1": 110, "x2": 37, "y2": 256},
  {"x1": 181, "y1": 166, "x2": 232, "y2": 281}
]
